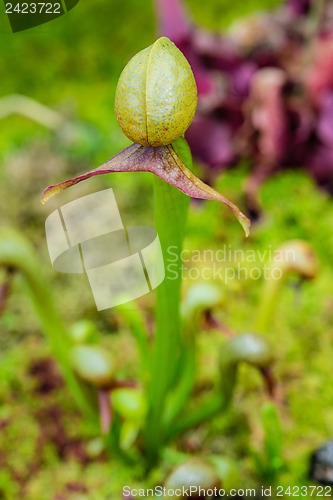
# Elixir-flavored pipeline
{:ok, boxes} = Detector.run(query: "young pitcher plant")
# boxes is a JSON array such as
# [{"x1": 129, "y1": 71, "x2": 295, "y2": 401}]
[{"x1": 40, "y1": 37, "x2": 250, "y2": 466}]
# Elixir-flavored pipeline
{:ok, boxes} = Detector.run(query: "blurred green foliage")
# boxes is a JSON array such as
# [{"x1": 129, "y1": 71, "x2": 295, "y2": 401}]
[{"x1": 185, "y1": 0, "x2": 282, "y2": 28}]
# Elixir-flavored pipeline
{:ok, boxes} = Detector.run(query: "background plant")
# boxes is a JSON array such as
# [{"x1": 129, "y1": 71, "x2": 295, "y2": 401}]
[{"x1": 155, "y1": 0, "x2": 333, "y2": 215}]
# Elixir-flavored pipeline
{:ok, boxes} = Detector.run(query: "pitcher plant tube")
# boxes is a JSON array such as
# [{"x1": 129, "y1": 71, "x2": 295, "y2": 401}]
[
  {"x1": 41, "y1": 37, "x2": 250, "y2": 466},
  {"x1": 254, "y1": 240, "x2": 318, "y2": 334}
]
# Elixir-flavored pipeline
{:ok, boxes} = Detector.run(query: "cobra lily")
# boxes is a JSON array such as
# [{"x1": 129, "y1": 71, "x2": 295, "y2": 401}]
[{"x1": 41, "y1": 37, "x2": 250, "y2": 236}]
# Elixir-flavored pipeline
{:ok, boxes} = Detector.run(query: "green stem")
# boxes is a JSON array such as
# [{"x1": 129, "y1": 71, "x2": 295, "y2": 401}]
[
  {"x1": 116, "y1": 304, "x2": 149, "y2": 378},
  {"x1": 162, "y1": 308, "x2": 202, "y2": 428},
  {"x1": 0, "y1": 229, "x2": 97, "y2": 422},
  {"x1": 163, "y1": 343, "x2": 196, "y2": 428},
  {"x1": 166, "y1": 356, "x2": 236, "y2": 441},
  {"x1": 254, "y1": 241, "x2": 317, "y2": 333},
  {"x1": 166, "y1": 393, "x2": 227, "y2": 440},
  {"x1": 169, "y1": 332, "x2": 274, "y2": 440},
  {"x1": 144, "y1": 139, "x2": 190, "y2": 466},
  {"x1": 254, "y1": 277, "x2": 283, "y2": 334}
]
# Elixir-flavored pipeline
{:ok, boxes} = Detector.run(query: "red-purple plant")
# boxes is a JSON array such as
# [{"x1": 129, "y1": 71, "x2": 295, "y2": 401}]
[{"x1": 154, "y1": 0, "x2": 333, "y2": 212}]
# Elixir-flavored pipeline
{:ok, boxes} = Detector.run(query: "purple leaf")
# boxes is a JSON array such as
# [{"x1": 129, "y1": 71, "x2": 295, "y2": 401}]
[
  {"x1": 230, "y1": 62, "x2": 257, "y2": 98},
  {"x1": 185, "y1": 115, "x2": 236, "y2": 168},
  {"x1": 306, "y1": 36, "x2": 333, "y2": 105},
  {"x1": 247, "y1": 68, "x2": 289, "y2": 161},
  {"x1": 307, "y1": 145, "x2": 333, "y2": 184},
  {"x1": 41, "y1": 143, "x2": 250, "y2": 236},
  {"x1": 287, "y1": 0, "x2": 311, "y2": 16},
  {"x1": 317, "y1": 92, "x2": 333, "y2": 146}
]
